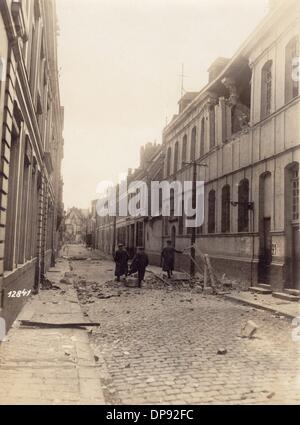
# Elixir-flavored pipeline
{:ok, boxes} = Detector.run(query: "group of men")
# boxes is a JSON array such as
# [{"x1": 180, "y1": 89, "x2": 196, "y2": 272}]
[{"x1": 113, "y1": 241, "x2": 182, "y2": 287}]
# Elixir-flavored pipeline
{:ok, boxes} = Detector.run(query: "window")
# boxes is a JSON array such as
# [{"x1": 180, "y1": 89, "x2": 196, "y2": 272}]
[
  {"x1": 285, "y1": 37, "x2": 299, "y2": 103},
  {"x1": 170, "y1": 190, "x2": 175, "y2": 217},
  {"x1": 261, "y1": 60, "x2": 273, "y2": 119},
  {"x1": 190, "y1": 127, "x2": 196, "y2": 161},
  {"x1": 18, "y1": 139, "x2": 32, "y2": 263},
  {"x1": 197, "y1": 225, "x2": 203, "y2": 234},
  {"x1": 171, "y1": 226, "x2": 176, "y2": 247},
  {"x1": 200, "y1": 117, "x2": 205, "y2": 157},
  {"x1": 174, "y1": 142, "x2": 179, "y2": 173},
  {"x1": 209, "y1": 106, "x2": 216, "y2": 149},
  {"x1": 208, "y1": 190, "x2": 216, "y2": 234},
  {"x1": 4, "y1": 128, "x2": 20, "y2": 271},
  {"x1": 166, "y1": 147, "x2": 171, "y2": 176},
  {"x1": 292, "y1": 166, "x2": 299, "y2": 221},
  {"x1": 182, "y1": 135, "x2": 187, "y2": 165},
  {"x1": 221, "y1": 185, "x2": 230, "y2": 233},
  {"x1": 178, "y1": 202, "x2": 184, "y2": 235},
  {"x1": 238, "y1": 179, "x2": 250, "y2": 232},
  {"x1": 29, "y1": 163, "x2": 40, "y2": 259},
  {"x1": 164, "y1": 218, "x2": 169, "y2": 236}
]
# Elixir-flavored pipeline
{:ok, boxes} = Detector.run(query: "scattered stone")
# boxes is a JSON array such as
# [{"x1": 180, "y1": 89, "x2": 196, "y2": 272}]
[
  {"x1": 60, "y1": 278, "x2": 72, "y2": 285},
  {"x1": 217, "y1": 348, "x2": 227, "y2": 355},
  {"x1": 65, "y1": 272, "x2": 76, "y2": 278},
  {"x1": 125, "y1": 363, "x2": 131, "y2": 368},
  {"x1": 97, "y1": 294, "x2": 112, "y2": 299},
  {"x1": 203, "y1": 287, "x2": 214, "y2": 295},
  {"x1": 240, "y1": 320, "x2": 258, "y2": 339},
  {"x1": 41, "y1": 279, "x2": 55, "y2": 290},
  {"x1": 94, "y1": 355, "x2": 99, "y2": 362},
  {"x1": 267, "y1": 392, "x2": 275, "y2": 399}
]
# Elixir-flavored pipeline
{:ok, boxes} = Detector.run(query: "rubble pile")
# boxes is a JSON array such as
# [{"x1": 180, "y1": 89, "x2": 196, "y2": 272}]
[
  {"x1": 73, "y1": 268, "x2": 245, "y2": 305},
  {"x1": 75, "y1": 277, "x2": 129, "y2": 305},
  {"x1": 143, "y1": 272, "x2": 204, "y2": 293}
]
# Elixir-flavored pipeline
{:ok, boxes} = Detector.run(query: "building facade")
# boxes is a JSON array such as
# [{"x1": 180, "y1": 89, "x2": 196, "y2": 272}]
[
  {"x1": 64, "y1": 207, "x2": 89, "y2": 244},
  {"x1": 95, "y1": 142, "x2": 164, "y2": 261},
  {"x1": 161, "y1": 0, "x2": 299, "y2": 292},
  {"x1": 0, "y1": 0, "x2": 64, "y2": 329},
  {"x1": 95, "y1": 0, "x2": 299, "y2": 294}
]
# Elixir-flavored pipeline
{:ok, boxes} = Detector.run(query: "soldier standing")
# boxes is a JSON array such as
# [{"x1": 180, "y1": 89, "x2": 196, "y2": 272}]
[
  {"x1": 114, "y1": 244, "x2": 129, "y2": 282},
  {"x1": 161, "y1": 240, "x2": 182, "y2": 279}
]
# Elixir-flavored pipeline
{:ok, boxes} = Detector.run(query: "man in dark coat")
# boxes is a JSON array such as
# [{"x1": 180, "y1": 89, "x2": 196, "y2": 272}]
[
  {"x1": 129, "y1": 247, "x2": 149, "y2": 287},
  {"x1": 114, "y1": 244, "x2": 129, "y2": 282},
  {"x1": 161, "y1": 240, "x2": 182, "y2": 279}
]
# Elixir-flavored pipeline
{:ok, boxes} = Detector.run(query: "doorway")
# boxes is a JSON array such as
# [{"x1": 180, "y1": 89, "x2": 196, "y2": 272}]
[
  {"x1": 171, "y1": 226, "x2": 176, "y2": 248},
  {"x1": 258, "y1": 172, "x2": 272, "y2": 284},
  {"x1": 259, "y1": 218, "x2": 272, "y2": 284},
  {"x1": 292, "y1": 224, "x2": 300, "y2": 288},
  {"x1": 285, "y1": 162, "x2": 300, "y2": 289}
]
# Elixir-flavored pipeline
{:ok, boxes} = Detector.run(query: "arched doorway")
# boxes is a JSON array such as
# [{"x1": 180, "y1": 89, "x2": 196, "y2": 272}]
[
  {"x1": 258, "y1": 172, "x2": 272, "y2": 284},
  {"x1": 285, "y1": 162, "x2": 300, "y2": 289}
]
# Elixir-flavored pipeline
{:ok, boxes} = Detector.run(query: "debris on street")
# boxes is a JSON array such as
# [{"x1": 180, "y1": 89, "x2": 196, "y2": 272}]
[
  {"x1": 217, "y1": 348, "x2": 228, "y2": 355},
  {"x1": 240, "y1": 320, "x2": 259, "y2": 339}
]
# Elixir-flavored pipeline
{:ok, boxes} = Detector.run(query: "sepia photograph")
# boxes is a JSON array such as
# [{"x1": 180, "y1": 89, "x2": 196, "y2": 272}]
[{"x1": 0, "y1": 0, "x2": 299, "y2": 411}]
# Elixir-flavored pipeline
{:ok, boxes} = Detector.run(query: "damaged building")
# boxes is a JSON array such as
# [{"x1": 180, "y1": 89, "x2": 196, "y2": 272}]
[
  {"x1": 95, "y1": 0, "x2": 299, "y2": 295},
  {"x1": 161, "y1": 0, "x2": 299, "y2": 293},
  {"x1": 0, "y1": 0, "x2": 64, "y2": 329}
]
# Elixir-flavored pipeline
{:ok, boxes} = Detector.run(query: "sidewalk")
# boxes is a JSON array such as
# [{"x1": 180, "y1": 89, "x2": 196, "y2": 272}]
[
  {"x1": 225, "y1": 291, "x2": 300, "y2": 320},
  {"x1": 0, "y1": 258, "x2": 105, "y2": 405},
  {"x1": 148, "y1": 265, "x2": 300, "y2": 319}
]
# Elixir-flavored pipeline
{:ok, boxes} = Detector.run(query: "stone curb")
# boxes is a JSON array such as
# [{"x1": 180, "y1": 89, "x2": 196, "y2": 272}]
[{"x1": 224, "y1": 294, "x2": 298, "y2": 320}]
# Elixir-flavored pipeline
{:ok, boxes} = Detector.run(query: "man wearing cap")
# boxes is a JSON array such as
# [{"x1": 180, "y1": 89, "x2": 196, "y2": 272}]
[
  {"x1": 114, "y1": 244, "x2": 129, "y2": 282},
  {"x1": 161, "y1": 240, "x2": 182, "y2": 279}
]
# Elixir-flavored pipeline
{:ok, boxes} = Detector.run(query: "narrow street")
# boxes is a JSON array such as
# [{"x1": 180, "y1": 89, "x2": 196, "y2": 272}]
[
  {"x1": 0, "y1": 0, "x2": 299, "y2": 409},
  {"x1": 67, "y1": 245, "x2": 300, "y2": 405}
]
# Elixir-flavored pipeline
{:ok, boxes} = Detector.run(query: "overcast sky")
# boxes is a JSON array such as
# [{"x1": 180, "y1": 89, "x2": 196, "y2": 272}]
[{"x1": 56, "y1": 0, "x2": 269, "y2": 210}]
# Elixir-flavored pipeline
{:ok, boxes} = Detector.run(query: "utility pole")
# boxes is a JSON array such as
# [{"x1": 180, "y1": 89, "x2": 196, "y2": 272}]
[
  {"x1": 191, "y1": 161, "x2": 197, "y2": 276},
  {"x1": 179, "y1": 63, "x2": 188, "y2": 98},
  {"x1": 183, "y1": 160, "x2": 208, "y2": 276}
]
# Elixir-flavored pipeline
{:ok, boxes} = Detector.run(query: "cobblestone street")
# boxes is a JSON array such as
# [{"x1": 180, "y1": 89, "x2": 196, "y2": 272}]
[{"x1": 69, "y1": 246, "x2": 300, "y2": 405}]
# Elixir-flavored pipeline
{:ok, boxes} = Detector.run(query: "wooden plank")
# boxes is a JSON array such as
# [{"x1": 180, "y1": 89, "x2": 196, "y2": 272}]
[{"x1": 20, "y1": 320, "x2": 100, "y2": 328}]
